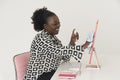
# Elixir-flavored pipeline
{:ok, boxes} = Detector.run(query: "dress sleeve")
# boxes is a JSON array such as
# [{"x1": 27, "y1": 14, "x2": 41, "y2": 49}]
[
  {"x1": 40, "y1": 35, "x2": 85, "y2": 63},
  {"x1": 60, "y1": 45, "x2": 84, "y2": 62},
  {"x1": 37, "y1": 33, "x2": 85, "y2": 63}
]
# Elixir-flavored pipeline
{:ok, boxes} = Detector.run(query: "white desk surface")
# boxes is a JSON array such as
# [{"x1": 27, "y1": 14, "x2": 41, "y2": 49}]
[{"x1": 51, "y1": 53, "x2": 120, "y2": 80}]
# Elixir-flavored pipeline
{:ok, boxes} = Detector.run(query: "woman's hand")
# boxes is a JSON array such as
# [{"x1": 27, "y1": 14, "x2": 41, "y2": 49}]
[{"x1": 70, "y1": 29, "x2": 79, "y2": 46}]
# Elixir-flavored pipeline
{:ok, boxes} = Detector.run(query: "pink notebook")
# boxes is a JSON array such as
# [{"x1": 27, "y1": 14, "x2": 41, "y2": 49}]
[
  {"x1": 58, "y1": 70, "x2": 78, "y2": 79},
  {"x1": 59, "y1": 73, "x2": 77, "y2": 79}
]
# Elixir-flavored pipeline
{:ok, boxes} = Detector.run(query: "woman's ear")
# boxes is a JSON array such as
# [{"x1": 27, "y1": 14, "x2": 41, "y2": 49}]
[{"x1": 43, "y1": 24, "x2": 48, "y2": 30}]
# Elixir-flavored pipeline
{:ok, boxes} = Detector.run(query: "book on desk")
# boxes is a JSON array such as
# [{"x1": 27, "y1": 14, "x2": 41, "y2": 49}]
[{"x1": 58, "y1": 68, "x2": 80, "y2": 79}]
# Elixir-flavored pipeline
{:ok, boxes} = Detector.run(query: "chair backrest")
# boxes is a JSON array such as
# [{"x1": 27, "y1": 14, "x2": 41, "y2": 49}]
[{"x1": 13, "y1": 52, "x2": 31, "y2": 80}]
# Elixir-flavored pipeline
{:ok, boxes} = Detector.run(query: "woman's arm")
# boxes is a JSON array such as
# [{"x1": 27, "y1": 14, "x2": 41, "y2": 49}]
[{"x1": 61, "y1": 29, "x2": 91, "y2": 62}]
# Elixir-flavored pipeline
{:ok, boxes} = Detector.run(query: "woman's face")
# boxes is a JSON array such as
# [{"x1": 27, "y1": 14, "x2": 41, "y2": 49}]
[{"x1": 44, "y1": 15, "x2": 60, "y2": 35}]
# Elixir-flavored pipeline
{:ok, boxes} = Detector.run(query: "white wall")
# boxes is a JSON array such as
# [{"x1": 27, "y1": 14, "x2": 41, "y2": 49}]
[{"x1": 0, "y1": 0, "x2": 120, "y2": 80}]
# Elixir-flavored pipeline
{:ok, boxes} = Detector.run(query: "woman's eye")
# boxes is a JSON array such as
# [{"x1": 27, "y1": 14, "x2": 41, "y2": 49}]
[
  {"x1": 53, "y1": 23, "x2": 57, "y2": 26},
  {"x1": 52, "y1": 22, "x2": 60, "y2": 26}
]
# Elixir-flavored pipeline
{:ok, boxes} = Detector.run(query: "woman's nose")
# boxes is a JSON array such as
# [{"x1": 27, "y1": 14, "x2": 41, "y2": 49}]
[{"x1": 57, "y1": 24, "x2": 60, "y2": 28}]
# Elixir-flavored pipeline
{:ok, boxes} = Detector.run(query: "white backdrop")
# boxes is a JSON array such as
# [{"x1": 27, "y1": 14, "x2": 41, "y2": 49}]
[{"x1": 0, "y1": 0, "x2": 120, "y2": 80}]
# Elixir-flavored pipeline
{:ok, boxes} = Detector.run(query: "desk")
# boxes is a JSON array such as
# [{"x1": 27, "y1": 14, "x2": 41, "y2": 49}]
[
  {"x1": 51, "y1": 61, "x2": 104, "y2": 80},
  {"x1": 51, "y1": 54, "x2": 120, "y2": 80},
  {"x1": 51, "y1": 62, "x2": 79, "y2": 80},
  {"x1": 51, "y1": 61, "x2": 93, "y2": 80}
]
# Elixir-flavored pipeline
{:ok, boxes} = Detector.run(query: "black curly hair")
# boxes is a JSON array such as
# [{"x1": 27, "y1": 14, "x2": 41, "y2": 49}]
[{"x1": 31, "y1": 7, "x2": 56, "y2": 32}]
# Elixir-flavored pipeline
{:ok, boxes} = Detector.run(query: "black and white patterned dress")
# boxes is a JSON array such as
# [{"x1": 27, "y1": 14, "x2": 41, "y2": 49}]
[{"x1": 24, "y1": 29, "x2": 84, "y2": 80}]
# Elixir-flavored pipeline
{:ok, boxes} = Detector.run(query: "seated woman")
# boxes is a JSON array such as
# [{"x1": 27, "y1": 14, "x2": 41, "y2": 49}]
[{"x1": 24, "y1": 7, "x2": 91, "y2": 80}]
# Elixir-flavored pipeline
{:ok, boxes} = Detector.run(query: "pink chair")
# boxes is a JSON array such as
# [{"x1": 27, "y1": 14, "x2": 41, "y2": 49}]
[{"x1": 13, "y1": 52, "x2": 31, "y2": 80}]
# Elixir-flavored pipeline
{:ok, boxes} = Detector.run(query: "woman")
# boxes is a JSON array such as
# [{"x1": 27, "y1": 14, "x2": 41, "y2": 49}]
[{"x1": 24, "y1": 7, "x2": 90, "y2": 80}]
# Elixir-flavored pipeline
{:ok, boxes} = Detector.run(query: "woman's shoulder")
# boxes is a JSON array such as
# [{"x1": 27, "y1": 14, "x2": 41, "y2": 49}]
[
  {"x1": 33, "y1": 30, "x2": 49, "y2": 42},
  {"x1": 32, "y1": 31, "x2": 42, "y2": 42}
]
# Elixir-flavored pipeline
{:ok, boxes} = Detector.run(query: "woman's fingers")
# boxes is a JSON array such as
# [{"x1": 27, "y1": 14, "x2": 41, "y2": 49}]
[
  {"x1": 72, "y1": 29, "x2": 75, "y2": 37},
  {"x1": 76, "y1": 32, "x2": 79, "y2": 40},
  {"x1": 72, "y1": 29, "x2": 75, "y2": 35}
]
